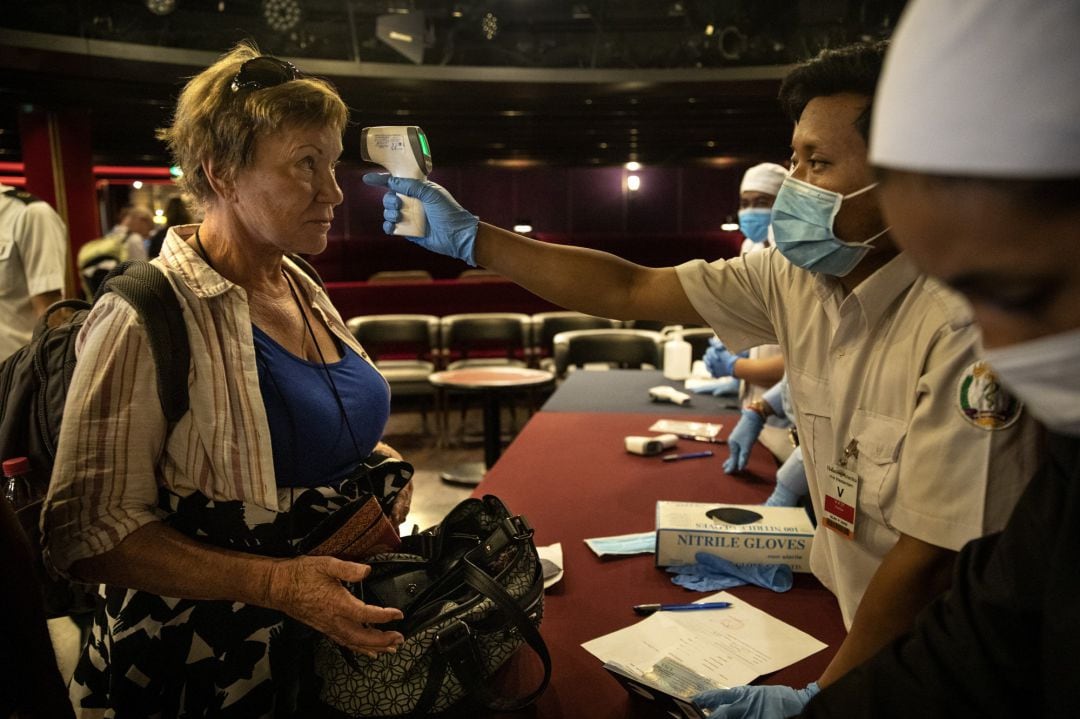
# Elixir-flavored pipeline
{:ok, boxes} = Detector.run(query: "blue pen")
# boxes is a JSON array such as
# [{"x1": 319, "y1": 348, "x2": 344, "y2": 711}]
[
  {"x1": 661, "y1": 450, "x2": 714, "y2": 462},
  {"x1": 632, "y1": 601, "x2": 732, "y2": 615}
]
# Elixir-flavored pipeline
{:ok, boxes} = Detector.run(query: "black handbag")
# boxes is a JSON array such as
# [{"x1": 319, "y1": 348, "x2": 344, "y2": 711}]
[{"x1": 312, "y1": 494, "x2": 551, "y2": 717}]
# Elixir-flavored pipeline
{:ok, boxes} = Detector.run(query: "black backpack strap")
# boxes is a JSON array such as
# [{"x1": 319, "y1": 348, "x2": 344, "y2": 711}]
[
  {"x1": 287, "y1": 253, "x2": 325, "y2": 289},
  {"x1": 97, "y1": 261, "x2": 190, "y2": 423}
]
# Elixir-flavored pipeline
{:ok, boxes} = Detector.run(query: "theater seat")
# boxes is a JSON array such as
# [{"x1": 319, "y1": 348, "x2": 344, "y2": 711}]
[
  {"x1": 368, "y1": 270, "x2": 434, "y2": 282},
  {"x1": 552, "y1": 328, "x2": 663, "y2": 378},
  {"x1": 531, "y1": 311, "x2": 620, "y2": 370}
]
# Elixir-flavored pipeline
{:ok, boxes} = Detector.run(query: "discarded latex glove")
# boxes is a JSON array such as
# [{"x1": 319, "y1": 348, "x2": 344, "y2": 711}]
[
  {"x1": 684, "y1": 377, "x2": 740, "y2": 396},
  {"x1": 667, "y1": 551, "x2": 793, "y2": 593}
]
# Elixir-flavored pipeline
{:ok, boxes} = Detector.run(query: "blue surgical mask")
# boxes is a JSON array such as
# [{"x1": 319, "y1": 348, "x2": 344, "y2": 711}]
[
  {"x1": 584, "y1": 531, "x2": 656, "y2": 557},
  {"x1": 738, "y1": 208, "x2": 772, "y2": 244},
  {"x1": 771, "y1": 176, "x2": 890, "y2": 277}
]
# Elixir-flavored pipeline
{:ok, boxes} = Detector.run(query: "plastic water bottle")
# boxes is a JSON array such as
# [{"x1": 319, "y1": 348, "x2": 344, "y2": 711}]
[
  {"x1": 663, "y1": 328, "x2": 692, "y2": 381},
  {"x1": 3, "y1": 457, "x2": 33, "y2": 508}
]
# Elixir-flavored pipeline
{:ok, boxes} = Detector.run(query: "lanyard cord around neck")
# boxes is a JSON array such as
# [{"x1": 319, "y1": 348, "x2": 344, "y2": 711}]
[
  {"x1": 282, "y1": 268, "x2": 365, "y2": 490},
  {"x1": 195, "y1": 225, "x2": 366, "y2": 499}
]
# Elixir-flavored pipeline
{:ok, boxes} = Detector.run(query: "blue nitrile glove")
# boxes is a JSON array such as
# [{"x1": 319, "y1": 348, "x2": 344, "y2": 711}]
[
  {"x1": 724, "y1": 409, "x2": 765, "y2": 474},
  {"x1": 694, "y1": 683, "x2": 820, "y2": 719},
  {"x1": 362, "y1": 173, "x2": 479, "y2": 265},
  {"x1": 765, "y1": 446, "x2": 806, "y2": 507},
  {"x1": 703, "y1": 339, "x2": 748, "y2": 379},
  {"x1": 667, "y1": 552, "x2": 793, "y2": 593},
  {"x1": 711, "y1": 376, "x2": 740, "y2": 396}
]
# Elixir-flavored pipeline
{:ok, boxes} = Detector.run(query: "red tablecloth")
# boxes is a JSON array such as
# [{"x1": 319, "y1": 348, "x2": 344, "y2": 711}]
[{"x1": 469, "y1": 411, "x2": 845, "y2": 718}]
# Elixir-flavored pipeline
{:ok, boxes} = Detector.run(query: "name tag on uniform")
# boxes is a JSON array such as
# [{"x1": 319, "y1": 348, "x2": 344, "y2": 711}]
[{"x1": 823, "y1": 462, "x2": 859, "y2": 540}]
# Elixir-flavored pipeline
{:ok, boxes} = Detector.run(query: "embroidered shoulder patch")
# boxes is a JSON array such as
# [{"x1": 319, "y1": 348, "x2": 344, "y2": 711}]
[{"x1": 958, "y1": 361, "x2": 1022, "y2": 430}]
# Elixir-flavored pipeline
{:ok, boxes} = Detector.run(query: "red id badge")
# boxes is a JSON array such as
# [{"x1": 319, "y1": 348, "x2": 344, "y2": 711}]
[{"x1": 823, "y1": 463, "x2": 859, "y2": 540}]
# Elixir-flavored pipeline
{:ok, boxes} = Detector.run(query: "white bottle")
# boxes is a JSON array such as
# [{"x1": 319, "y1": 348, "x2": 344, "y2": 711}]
[{"x1": 662, "y1": 328, "x2": 692, "y2": 381}]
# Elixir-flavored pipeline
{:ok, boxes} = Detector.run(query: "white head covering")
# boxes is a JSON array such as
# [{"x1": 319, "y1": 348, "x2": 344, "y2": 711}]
[
  {"x1": 739, "y1": 163, "x2": 788, "y2": 196},
  {"x1": 871, "y1": 0, "x2": 1080, "y2": 178}
]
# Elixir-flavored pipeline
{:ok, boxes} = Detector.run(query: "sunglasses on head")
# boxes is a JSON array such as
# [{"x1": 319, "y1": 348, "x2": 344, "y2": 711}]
[{"x1": 230, "y1": 56, "x2": 302, "y2": 93}]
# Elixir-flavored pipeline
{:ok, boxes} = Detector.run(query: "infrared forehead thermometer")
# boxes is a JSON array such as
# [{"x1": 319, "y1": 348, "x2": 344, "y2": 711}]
[{"x1": 360, "y1": 125, "x2": 433, "y2": 238}]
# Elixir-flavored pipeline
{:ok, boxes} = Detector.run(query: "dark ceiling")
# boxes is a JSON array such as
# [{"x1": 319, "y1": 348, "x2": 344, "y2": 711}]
[{"x1": 0, "y1": 0, "x2": 905, "y2": 168}]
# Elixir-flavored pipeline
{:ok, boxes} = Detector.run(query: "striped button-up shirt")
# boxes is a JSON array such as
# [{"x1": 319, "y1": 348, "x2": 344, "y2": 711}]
[{"x1": 43, "y1": 225, "x2": 378, "y2": 575}]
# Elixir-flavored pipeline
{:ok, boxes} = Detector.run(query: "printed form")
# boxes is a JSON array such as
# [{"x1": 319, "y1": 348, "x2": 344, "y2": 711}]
[{"x1": 582, "y1": 591, "x2": 827, "y2": 691}]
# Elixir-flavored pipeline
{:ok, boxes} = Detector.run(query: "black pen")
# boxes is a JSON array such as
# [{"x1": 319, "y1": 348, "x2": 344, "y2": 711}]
[
  {"x1": 633, "y1": 601, "x2": 733, "y2": 615},
  {"x1": 661, "y1": 450, "x2": 714, "y2": 462}
]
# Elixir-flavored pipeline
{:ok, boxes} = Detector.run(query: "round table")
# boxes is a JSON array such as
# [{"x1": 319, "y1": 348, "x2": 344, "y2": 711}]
[{"x1": 429, "y1": 367, "x2": 556, "y2": 484}]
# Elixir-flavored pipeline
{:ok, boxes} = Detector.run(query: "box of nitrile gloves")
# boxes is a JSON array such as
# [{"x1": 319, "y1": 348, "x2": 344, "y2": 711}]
[{"x1": 655, "y1": 502, "x2": 815, "y2": 572}]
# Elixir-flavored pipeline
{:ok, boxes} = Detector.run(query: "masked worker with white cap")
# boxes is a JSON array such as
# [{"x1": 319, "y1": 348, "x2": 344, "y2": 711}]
[
  {"x1": 704, "y1": 162, "x2": 791, "y2": 460},
  {"x1": 366, "y1": 40, "x2": 1042, "y2": 719},
  {"x1": 798, "y1": 1, "x2": 1080, "y2": 717},
  {"x1": 737, "y1": 162, "x2": 788, "y2": 253}
]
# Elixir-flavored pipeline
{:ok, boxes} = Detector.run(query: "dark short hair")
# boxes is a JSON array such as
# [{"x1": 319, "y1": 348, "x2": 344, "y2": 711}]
[{"x1": 778, "y1": 41, "x2": 888, "y2": 142}]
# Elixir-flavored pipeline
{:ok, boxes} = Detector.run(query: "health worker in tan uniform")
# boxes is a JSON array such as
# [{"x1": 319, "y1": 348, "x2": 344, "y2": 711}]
[{"x1": 364, "y1": 40, "x2": 1041, "y2": 719}]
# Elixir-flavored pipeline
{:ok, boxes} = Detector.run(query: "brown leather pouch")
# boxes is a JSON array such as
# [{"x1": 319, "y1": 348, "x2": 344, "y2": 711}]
[{"x1": 300, "y1": 494, "x2": 402, "y2": 561}]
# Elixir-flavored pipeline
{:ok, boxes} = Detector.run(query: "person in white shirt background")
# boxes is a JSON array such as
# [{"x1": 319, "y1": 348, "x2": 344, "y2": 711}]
[{"x1": 0, "y1": 184, "x2": 68, "y2": 363}]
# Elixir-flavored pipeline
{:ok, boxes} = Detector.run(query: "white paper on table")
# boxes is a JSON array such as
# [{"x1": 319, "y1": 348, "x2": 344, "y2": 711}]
[
  {"x1": 537, "y1": 542, "x2": 564, "y2": 589},
  {"x1": 581, "y1": 591, "x2": 827, "y2": 689}
]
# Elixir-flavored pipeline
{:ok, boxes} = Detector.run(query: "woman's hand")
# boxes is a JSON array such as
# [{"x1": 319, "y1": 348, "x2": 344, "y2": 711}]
[
  {"x1": 266, "y1": 555, "x2": 404, "y2": 657},
  {"x1": 374, "y1": 441, "x2": 413, "y2": 526},
  {"x1": 390, "y1": 481, "x2": 413, "y2": 526}
]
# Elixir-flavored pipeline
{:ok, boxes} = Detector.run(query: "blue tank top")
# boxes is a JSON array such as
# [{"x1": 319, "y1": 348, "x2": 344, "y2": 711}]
[{"x1": 251, "y1": 324, "x2": 390, "y2": 488}]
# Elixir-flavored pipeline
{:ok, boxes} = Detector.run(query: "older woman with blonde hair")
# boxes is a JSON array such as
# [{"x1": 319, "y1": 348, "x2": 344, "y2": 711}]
[{"x1": 43, "y1": 42, "x2": 411, "y2": 716}]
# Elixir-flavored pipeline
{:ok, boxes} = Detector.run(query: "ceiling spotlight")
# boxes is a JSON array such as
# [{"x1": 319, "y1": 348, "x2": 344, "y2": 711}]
[
  {"x1": 625, "y1": 161, "x2": 641, "y2": 171},
  {"x1": 263, "y1": 0, "x2": 302, "y2": 33},
  {"x1": 146, "y1": 0, "x2": 177, "y2": 15},
  {"x1": 705, "y1": 24, "x2": 715, "y2": 36},
  {"x1": 721, "y1": 222, "x2": 739, "y2": 231},
  {"x1": 132, "y1": 180, "x2": 144, "y2": 189},
  {"x1": 451, "y1": 5, "x2": 464, "y2": 18},
  {"x1": 481, "y1": 12, "x2": 498, "y2": 40},
  {"x1": 571, "y1": 4, "x2": 592, "y2": 20},
  {"x1": 626, "y1": 175, "x2": 641, "y2": 192}
]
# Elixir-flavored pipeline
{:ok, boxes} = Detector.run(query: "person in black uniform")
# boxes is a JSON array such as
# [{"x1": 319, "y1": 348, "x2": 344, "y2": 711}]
[{"x1": 798, "y1": 1, "x2": 1080, "y2": 717}]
